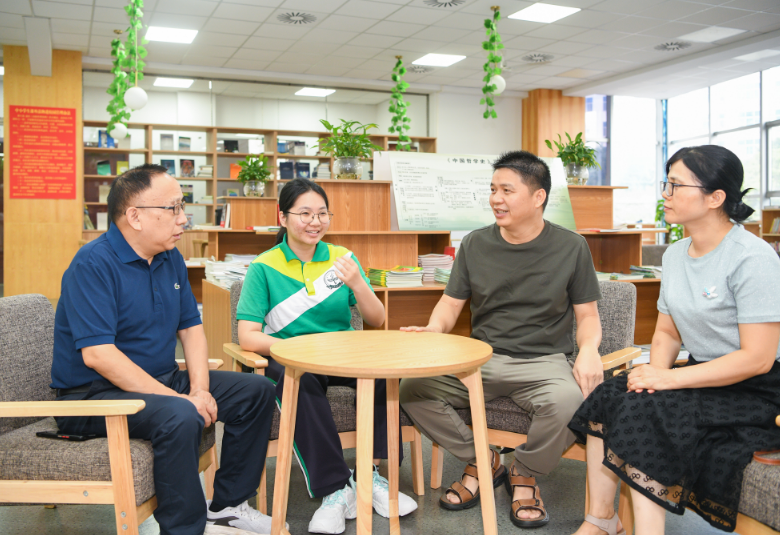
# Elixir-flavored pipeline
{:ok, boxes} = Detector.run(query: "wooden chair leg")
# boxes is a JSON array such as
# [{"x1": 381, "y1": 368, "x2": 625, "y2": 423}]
[
  {"x1": 233, "y1": 357, "x2": 242, "y2": 373},
  {"x1": 409, "y1": 426, "x2": 425, "y2": 496},
  {"x1": 617, "y1": 482, "x2": 634, "y2": 535},
  {"x1": 204, "y1": 445, "x2": 218, "y2": 501},
  {"x1": 106, "y1": 415, "x2": 140, "y2": 535},
  {"x1": 258, "y1": 464, "x2": 268, "y2": 515},
  {"x1": 430, "y1": 442, "x2": 444, "y2": 490}
]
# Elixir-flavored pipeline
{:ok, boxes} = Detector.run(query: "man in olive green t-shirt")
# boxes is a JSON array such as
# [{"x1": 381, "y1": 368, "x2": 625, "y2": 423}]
[{"x1": 399, "y1": 150, "x2": 603, "y2": 529}]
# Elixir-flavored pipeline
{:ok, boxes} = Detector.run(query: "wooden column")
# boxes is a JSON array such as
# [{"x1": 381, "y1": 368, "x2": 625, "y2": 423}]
[
  {"x1": 3, "y1": 47, "x2": 83, "y2": 301},
  {"x1": 521, "y1": 89, "x2": 585, "y2": 157}
]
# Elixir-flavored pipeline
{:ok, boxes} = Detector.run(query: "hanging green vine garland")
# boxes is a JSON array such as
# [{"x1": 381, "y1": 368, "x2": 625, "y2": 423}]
[
  {"x1": 105, "y1": 0, "x2": 147, "y2": 135},
  {"x1": 480, "y1": 6, "x2": 503, "y2": 119},
  {"x1": 388, "y1": 56, "x2": 411, "y2": 151}
]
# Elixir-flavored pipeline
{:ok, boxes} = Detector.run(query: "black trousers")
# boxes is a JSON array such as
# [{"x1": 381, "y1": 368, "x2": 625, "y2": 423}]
[
  {"x1": 265, "y1": 356, "x2": 403, "y2": 498},
  {"x1": 56, "y1": 369, "x2": 275, "y2": 535}
]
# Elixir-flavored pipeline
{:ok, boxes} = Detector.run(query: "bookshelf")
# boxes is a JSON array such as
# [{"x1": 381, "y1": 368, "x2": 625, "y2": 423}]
[
  {"x1": 761, "y1": 208, "x2": 780, "y2": 255},
  {"x1": 81, "y1": 121, "x2": 436, "y2": 231}
]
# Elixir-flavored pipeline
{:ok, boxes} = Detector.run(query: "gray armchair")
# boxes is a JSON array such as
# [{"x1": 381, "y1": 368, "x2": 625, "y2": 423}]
[{"x1": 0, "y1": 294, "x2": 218, "y2": 535}]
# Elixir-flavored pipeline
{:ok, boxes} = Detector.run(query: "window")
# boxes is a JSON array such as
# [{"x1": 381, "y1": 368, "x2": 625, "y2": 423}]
[
  {"x1": 769, "y1": 126, "x2": 780, "y2": 193},
  {"x1": 585, "y1": 94, "x2": 609, "y2": 185},
  {"x1": 712, "y1": 128, "x2": 761, "y2": 209},
  {"x1": 711, "y1": 73, "x2": 760, "y2": 131},
  {"x1": 668, "y1": 88, "x2": 708, "y2": 141},
  {"x1": 763, "y1": 66, "x2": 780, "y2": 123}
]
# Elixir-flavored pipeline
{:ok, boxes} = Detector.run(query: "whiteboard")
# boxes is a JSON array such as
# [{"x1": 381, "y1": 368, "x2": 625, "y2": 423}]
[{"x1": 374, "y1": 151, "x2": 576, "y2": 232}]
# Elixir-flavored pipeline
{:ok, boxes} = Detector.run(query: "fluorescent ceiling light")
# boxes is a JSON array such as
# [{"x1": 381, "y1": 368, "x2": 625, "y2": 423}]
[
  {"x1": 295, "y1": 88, "x2": 336, "y2": 97},
  {"x1": 678, "y1": 26, "x2": 745, "y2": 43},
  {"x1": 146, "y1": 26, "x2": 198, "y2": 44},
  {"x1": 508, "y1": 3, "x2": 580, "y2": 23},
  {"x1": 154, "y1": 77, "x2": 194, "y2": 88},
  {"x1": 734, "y1": 49, "x2": 780, "y2": 62},
  {"x1": 412, "y1": 53, "x2": 465, "y2": 67}
]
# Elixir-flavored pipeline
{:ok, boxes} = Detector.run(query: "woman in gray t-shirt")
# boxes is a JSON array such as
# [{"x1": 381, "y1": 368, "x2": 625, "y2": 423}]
[{"x1": 569, "y1": 145, "x2": 780, "y2": 535}]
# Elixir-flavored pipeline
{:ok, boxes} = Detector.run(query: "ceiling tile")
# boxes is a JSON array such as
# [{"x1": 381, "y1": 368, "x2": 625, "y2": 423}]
[
  {"x1": 254, "y1": 22, "x2": 314, "y2": 39},
  {"x1": 356, "y1": 57, "x2": 394, "y2": 70},
  {"x1": 555, "y1": 9, "x2": 623, "y2": 29},
  {"x1": 0, "y1": 13, "x2": 25, "y2": 30},
  {"x1": 364, "y1": 20, "x2": 427, "y2": 38},
  {"x1": 50, "y1": 18, "x2": 91, "y2": 34},
  {"x1": 409, "y1": 25, "x2": 471, "y2": 42},
  {"x1": 723, "y1": 0, "x2": 780, "y2": 13},
  {"x1": 385, "y1": 6, "x2": 450, "y2": 25},
  {"x1": 566, "y1": 29, "x2": 627, "y2": 45},
  {"x1": 536, "y1": 76, "x2": 580, "y2": 88},
  {"x1": 453, "y1": 30, "x2": 490, "y2": 46},
  {"x1": 88, "y1": 46, "x2": 113, "y2": 58},
  {"x1": 583, "y1": 58, "x2": 640, "y2": 72},
  {"x1": 433, "y1": 42, "x2": 482, "y2": 56},
  {"x1": 524, "y1": 24, "x2": 587, "y2": 40},
  {"x1": 52, "y1": 32, "x2": 89, "y2": 46},
  {"x1": 265, "y1": 61, "x2": 314, "y2": 73},
  {"x1": 727, "y1": 13, "x2": 780, "y2": 31},
  {"x1": 243, "y1": 36, "x2": 296, "y2": 51},
  {"x1": 391, "y1": 37, "x2": 444, "y2": 53},
  {"x1": 316, "y1": 14, "x2": 378, "y2": 32},
  {"x1": 155, "y1": 0, "x2": 218, "y2": 18},
  {"x1": 0, "y1": 0, "x2": 33, "y2": 16},
  {"x1": 223, "y1": 58, "x2": 271, "y2": 70},
  {"x1": 598, "y1": 15, "x2": 664, "y2": 33},
  {"x1": 144, "y1": 51, "x2": 187, "y2": 63},
  {"x1": 500, "y1": 19, "x2": 547, "y2": 36},
  {"x1": 202, "y1": 18, "x2": 261, "y2": 35},
  {"x1": 639, "y1": 21, "x2": 707, "y2": 38},
  {"x1": 230, "y1": 48, "x2": 282, "y2": 62},
  {"x1": 286, "y1": 41, "x2": 342, "y2": 54},
  {"x1": 558, "y1": 67, "x2": 605, "y2": 78},
  {"x1": 0, "y1": 28, "x2": 27, "y2": 42},
  {"x1": 305, "y1": 64, "x2": 352, "y2": 76},
  {"x1": 347, "y1": 33, "x2": 402, "y2": 48},
  {"x1": 299, "y1": 27, "x2": 360, "y2": 44},
  {"x1": 538, "y1": 40, "x2": 591, "y2": 55},
  {"x1": 344, "y1": 67, "x2": 387, "y2": 79},
  {"x1": 193, "y1": 31, "x2": 250, "y2": 47},
  {"x1": 93, "y1": 7, "x2": 133, "y2": 25},
  {"x1": 212, "y1": 3, "x2": 274, "y2": 22},
  {"x1": 332, "y1": 44, "x2": 384, "y2": 59},
  {"x1": 436, "y1": 12, "x2": 493, "y2": 31},
  {"x1": 275, "y1": 50, "x2": 324, "y2": 63},
  {"x1": 636, "y1": 1, "x2": 709, "y2": 20},
  {"x1": 608, "y1": 33, "x2": 664, "y2": 49},
  {"x1": 333, "y1": 0, "x2": 403, "y2": 20},
  {"x1": 459, "y1": 0, "x2": 533, "y2": 16},
  {"x1": 617, "y1": 48, "x2": 673, "y2": 63},
  {"x1": 280, "y1": 0, "x2": 349, "y2": 11},
  {"x1": 590, "y1": 0, "x2": 666, "y2": 15},
  {"x1": 32, "y1": 1, "x2": 92, "y2": 20},
  {"x1": 577, "y1": 45, "x2": 630, "y2": 58},
  {"x1": 222, "y1": 0, "x2": 284, "y2": 6},
  {"x1": 186, "y1": 44, "x2": 238, "y2": 58},
  {"x1": 546, "y1": 54, "x2": 599, "y2": 67},
  {"x1": 522, "y1": 64, "x2": 572, "y2": 76},
  {"x1": 182, "y1": 55, "x2": 227, "y2": 67},
  {"x1": 149, "y1": 12, "x2": 209, "y2": 30},
  {"x1": 502, "y1": 35, "x2": 556, "y2": 50},
  {"x1": 678, "y1": 6, "x2": 752, "y2": 26},
  {"x1": 88, "y1": 35, "x2": 115, "y2": 50},
  {"x1": 91, "y1": 21, "x2": 125, "y2": 37}
]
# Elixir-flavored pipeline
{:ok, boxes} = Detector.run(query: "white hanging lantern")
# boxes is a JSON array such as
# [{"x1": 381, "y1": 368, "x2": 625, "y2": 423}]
[
  {"x1": 492, "y1": 75, "x2": 506, "y2": 96},
  {"x1": 124, "y1": 86, "x2": 148, "y2": 110},
  {"x1": 109, "y1": 122, "x2": 128, "y2": 140}
]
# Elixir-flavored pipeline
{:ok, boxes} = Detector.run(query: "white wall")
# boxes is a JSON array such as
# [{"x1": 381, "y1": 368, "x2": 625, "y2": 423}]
[
  {"x1": 84, "y1": 87, "x2": 179, "y2": 124},
  {"x1": 433, "y1": 91, "x2": 523, "y2": 156},
  {"x1": 374, "y1": 94, "x2": 428, "y2": 138}
]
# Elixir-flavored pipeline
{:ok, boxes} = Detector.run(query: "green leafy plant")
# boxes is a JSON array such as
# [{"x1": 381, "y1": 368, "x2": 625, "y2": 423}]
[
  {"x1": 656, "y1": 199, "x2": 684, "y2": 243},
  {"x1": 388, "y1": 56, "x2": 411, "y2": 151},
  {"x1": 480, "y1": 7, "x2": 503, "y2": 120},
  {"x1": 236, "y1": 154, "x2": 271, "y2": 184},
  {"x1": 318, "y1": 119, "x2": 383, "y2": 159},
  {"x1": 106, "y1": 0, "x2": 147, "y2": 134},
  {"x1": 544, "y1": 132, "x2": 601, "y2": 168}
]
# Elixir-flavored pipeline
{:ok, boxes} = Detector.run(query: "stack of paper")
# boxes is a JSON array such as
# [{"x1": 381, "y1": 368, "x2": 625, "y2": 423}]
[
  {"x1": 434, "y1": 268, "x2": 451, "y2": 285},
  {"x1": 368, "y1": 266, "x2": 423, "y2": 288},
  {"x1": 224, "y1": 254, "x2": 258, "y2": 265},
  {"x1": 316, "y1": 163, "x2": 331, "y2": 179},
  {"x1": 253, "y1": 226, "x2": 281, "y2": 232},
  {"x1": 205, "y1": 260, "x2": 247, "y2": 289},
  {"x1": 418, "y1": 254, "x2": 454, "y2": 282},
  {"x1": 629, "y1": 265, "x2": 662, "y2": 278},
  {"x1": 197, "y1": 165, "x2": 213, "y2": 178}
]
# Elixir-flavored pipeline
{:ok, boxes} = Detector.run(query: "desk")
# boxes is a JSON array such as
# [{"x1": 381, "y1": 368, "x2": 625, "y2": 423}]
[{"x1": 269, "y1": 331, "x2": 495, "y2": 535}]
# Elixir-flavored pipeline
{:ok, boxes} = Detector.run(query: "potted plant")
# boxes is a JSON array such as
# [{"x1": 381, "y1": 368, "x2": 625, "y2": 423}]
[
  {"x1": 318, "y1": 119, "x2": 383, "y2": 180},
  {"x1": 655, "y1": 198, "x2": 683, "y2": 244},
  {"x1": 236, "y1": 153, "x2": 271, "y2": 197},
  {"x1": 544, "y1": 132, "x2": 601, "y2": 185}
]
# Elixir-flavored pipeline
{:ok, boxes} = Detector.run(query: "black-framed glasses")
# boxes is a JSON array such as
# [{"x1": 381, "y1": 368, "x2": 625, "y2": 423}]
[
  {"x1": 660, "y1": 181, "x2": 707, "y2": 197},
  {"x1": 134, "y1": 201, "x2": 187, "y2": 215},
  {"x1": 286, "y1": 210, "x2": 333, "y2": 224}
]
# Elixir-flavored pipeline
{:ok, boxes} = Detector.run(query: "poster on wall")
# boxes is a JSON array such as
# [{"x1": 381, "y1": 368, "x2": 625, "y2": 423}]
[
  {"x1": 380, "y1": 152, "x2": 576, "y2": 231},
  {"x1": 8, "y1": 105, "x2": 77, "y2": 199}
]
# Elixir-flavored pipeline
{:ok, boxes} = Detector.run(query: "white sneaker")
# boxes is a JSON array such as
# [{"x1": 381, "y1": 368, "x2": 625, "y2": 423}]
[
  {"x1": 206, "y1": 500, "x2": 285, "y2": 534},
  {"x1": 308, "y1": 484, "x2": 357, "y2": 534},
  {"x1": 350, "y1": 466, "x2": 418, "y2": 518}
]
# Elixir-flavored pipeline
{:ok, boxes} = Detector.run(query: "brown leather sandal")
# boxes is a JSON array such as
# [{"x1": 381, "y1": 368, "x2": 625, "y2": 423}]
[
  {"x1": 439, "y1": 449, "x2": 508, "y2": 511},
  {"x1": 504, "y1": 464, "x2": 550, "y2": 528}
]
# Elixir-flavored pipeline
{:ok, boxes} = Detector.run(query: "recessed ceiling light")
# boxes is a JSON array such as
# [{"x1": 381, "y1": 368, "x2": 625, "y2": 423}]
[
  {"x1": 146, "y1": 26, "x2": 198, "y2": 44},
  {"x1": 412, "y1": 53, "x2": 465, "y2": 67},
  {"x1": 508, "y1": 3, "x2": 580, "y2": 23},
  {"x1": 734, "y1": 49, "x2": 780, "y2": 61},
  {"x1": 678, "y1": 26, "x2": 745, "y2": 43},
  {"x1": 154, "y1": 77, "x2": 194, "y2": 88},
  {"x1": 295, "y1": 88, "x2": 336, "y2": 97}
]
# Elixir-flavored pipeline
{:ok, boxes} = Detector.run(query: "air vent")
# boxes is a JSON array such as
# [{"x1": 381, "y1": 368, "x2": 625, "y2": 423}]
[
  {"x1": 654, "y1": 41, "x2": 692, "y2": 52},
  {"x1": 521, "y1": 53, "x2": 553, "y2": 63},
  {"x1": 408, "y1": 65, "x2": 434, "y2": 74},
  {"x1": 277, "y1": 12, "x2": 317, "y2": 24},
  {"x1": 423, "y1": 0, "x2": 467, "y2": 7}
]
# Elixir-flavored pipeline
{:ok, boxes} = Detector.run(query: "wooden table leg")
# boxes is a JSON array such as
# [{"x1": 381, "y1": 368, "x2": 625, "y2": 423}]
[
  {"x1": 271, "y1": 367, "x2": 302, "y2": 535},
  {"x1": 386, "y1": 378, "x2": 400, "y2": 535},
  {"x1": 455, "y1": 367, "x2": 498, "y2": 535},
  {"x1": 356, "y1": 378, "x2": 376, "y2": 535}
]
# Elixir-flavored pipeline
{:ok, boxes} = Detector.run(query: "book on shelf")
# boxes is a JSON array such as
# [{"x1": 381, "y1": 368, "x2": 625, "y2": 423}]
[
  {"x1": 290, "y1": 141, "x2": 306, "y2": 155},
  {"x1": 96, "y1": 212, "x2": 108, "y2": 231},
  {"x1": 181, "y1": 184, "x2": 194, "y2": 204},
  {"x1": 160, "y1": 134, "x2": 174, "y2": 151},
  {"x1": 98, "y1": 184, "x2": 111, "y2": 204},
  {"x1": 220, "y1": 202, "x2": 232, "y2": 229},
  {"x1": 368, "y1": 266, "x2": 424, "y2": 288},
  {"x1": 98, "y1": 130, "x2": 115, "y2": 148},
  {"x1": 179, "y1": 136, "x2": 191, "y2": 151},
  {"x1": 180, "y1": 159, "x2": 195, "y2": 177},
  {"x1": 418, "y1": 253, "x2": 454, "y2": 282},
  {"x1": 161, "y1": 159, "x2": 175, "y2": 175},
  {"x1": 771, "y1": 217, "x2": 780, "y2": 234},
  {"x1": 296, "y1": 162, "x2": 310, "y2": 178},
  {"x1": 230, "y1": 163, "x2": 241, "y2": 179},
  {"x1": 116, "y1": 160, "x2": 129, "y2": 174},
  {"x1": 83, "y1": 205, "x2": 95, "y2": 230},
  {"x1": 200, "y1": 195, "x2": 213, "y2": 205},
  {"x1": 316, "y1": 163, "x2": 331, "y2": 179},
  {"x1": 434, "y1": 268, "x2": 451, "y2": 285},
  {"x1": 279, "y1": 161, "x2": 294, "y2": 179},
  {"x1": 226, "y1": 188, "x2": 239, "y2": 197},
  {"x1": 196, "y1": 165, "x2": 213, "y2": 177},
  {"x1": 96, "y1": 160, "x2": 111, "y2": 176}
]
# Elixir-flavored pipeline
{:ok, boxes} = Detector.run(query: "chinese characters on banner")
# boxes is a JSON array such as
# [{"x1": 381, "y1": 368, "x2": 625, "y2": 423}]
[{"x1": 9, "y1": 105, "x2": 77, "y2": 199}]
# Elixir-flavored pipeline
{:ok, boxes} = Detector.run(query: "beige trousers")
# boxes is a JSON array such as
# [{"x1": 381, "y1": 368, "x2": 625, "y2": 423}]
[{"x1": 399, "y1": 353, "x2": 583, "y2": 478}]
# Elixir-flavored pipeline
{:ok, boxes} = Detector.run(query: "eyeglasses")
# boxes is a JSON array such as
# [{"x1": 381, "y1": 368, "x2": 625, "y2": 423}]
[
  {"x1": 286, "y1": 211, "x2": 334, "y2": 224},
  {"x1": 660, "y1": 181, "x2": 707, "y2": 197},
  {"x1": 134, "y1": 201, "x2": 187, "y2": 215}
]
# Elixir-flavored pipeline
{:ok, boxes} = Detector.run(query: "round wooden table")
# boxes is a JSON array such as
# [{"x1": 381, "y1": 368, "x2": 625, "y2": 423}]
[{"x1": 269, "y1": 330, "x2": 496, "y2": 535}]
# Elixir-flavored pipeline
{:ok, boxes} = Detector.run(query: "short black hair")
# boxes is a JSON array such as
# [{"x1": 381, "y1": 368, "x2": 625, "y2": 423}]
[
  {"x1": 666, "y1": 145, "x2": 754, "y2": 223},
  {"x1": 107, "y1": 163, "x2": 169, "y2": 225},
  {"x1": 492, "y1": 151, "x2": 552, "y2": 209}
]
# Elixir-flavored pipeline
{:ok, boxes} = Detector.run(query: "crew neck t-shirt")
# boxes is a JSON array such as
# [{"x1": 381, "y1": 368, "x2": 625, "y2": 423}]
[
  {"x1": 445, "y1": 221, "x2": 602, "y2": 359},
  {"x1": 658, "y1": 223, "x2": 780, "y2": 362}
]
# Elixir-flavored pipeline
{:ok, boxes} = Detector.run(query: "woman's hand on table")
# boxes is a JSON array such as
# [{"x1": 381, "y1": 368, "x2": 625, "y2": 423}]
[
  {"x1": 626, "y1": 364, "x2": 677, "y2": 394},
  {"x1": 399, "y1": 325, "x2": 441, "y2": 333},
  {"x1": 333, "y1": 255, "x2": 366, "y2": 291}
]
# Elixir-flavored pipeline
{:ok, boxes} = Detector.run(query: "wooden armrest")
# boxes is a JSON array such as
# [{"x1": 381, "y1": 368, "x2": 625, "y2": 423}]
[
  {"x1": 0, "y1": 400, "x2": 145, "y2": 418},
  {"x1": 223, "y1": 343, "x2": 268, "y2": 369},
  {"x1": 776, "y1": 415, "x2": 779, "y2": 427},
  {"x1": 176, "y1": 359, "x2": 224, "y2": 371},
  {"x1": 600, "y1": 347, "x2": 642, "y2": 370}
]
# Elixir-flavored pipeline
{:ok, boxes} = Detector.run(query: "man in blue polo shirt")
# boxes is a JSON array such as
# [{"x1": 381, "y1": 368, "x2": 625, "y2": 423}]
[{"x1": 52, "y1": 164, "x2": 277, "y2": 535}]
